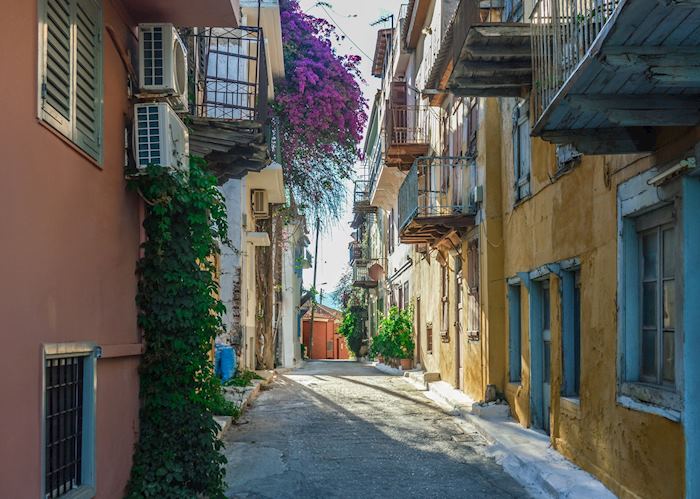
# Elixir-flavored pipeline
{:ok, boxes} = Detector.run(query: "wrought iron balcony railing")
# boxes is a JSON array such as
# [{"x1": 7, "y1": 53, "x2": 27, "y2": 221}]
[
  {"x1": 531, "y1": 0, "x2": 618, "y2": 120},
  {"x1": 187, "y1": 26, "x2": 268, "y2": 123},
  {"x1": 398, "y1": 156, "x2": 477, "y2": 243}
]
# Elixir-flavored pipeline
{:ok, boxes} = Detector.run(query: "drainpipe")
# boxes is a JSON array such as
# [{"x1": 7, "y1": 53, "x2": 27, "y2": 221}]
[{"x1": 308, "y1": 216, "x2": 321, "y2": 357}]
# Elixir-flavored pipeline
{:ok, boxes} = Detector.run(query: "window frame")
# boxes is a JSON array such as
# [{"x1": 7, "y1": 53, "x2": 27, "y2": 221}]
[
  {"x1": 41, "y1": 342, "x2": 98, "y2": 499},
  {"x1": 561, "y1": 263, "x2": 581, "y2": 399},
  {"x1": 617, "y1": 170, "x2": 684, "y2": 419},
  {"x1": 512, "y1": 99, "x2": 531, "y2": 204},
  {"x1": 507, "y1": 278, "x2": 522, "y2": 383},
  {"x1": 38, "y1": 0, "x2": 104, "y2": 163}
]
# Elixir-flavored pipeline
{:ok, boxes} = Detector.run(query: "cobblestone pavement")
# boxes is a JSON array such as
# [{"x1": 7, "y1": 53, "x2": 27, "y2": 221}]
[{"x1": 223, "y1": 360, "x2": 529, "y2": 499}]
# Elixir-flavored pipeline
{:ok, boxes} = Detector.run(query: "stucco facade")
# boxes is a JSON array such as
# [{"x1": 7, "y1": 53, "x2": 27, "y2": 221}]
[
  {"x1": 0, "y1": 0, "x2": 241, "y2": 495},
  {"x1": 355, "y1": 0, "x2": 699, "y2": 497}
]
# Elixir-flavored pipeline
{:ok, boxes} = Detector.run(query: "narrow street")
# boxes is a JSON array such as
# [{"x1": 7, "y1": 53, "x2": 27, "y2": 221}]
[{"x1": 223, "y1": 361, "x2": 528, "y2": 498}]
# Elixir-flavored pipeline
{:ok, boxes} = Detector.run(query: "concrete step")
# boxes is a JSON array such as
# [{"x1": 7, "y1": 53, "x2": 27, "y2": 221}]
[{"x1": 403, "y1": 370, "x2": 441, "y2": 390}]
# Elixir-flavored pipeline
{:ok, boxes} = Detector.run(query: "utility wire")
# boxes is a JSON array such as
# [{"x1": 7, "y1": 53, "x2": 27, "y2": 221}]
[{"x1": 317, "y1": 4, "x2": 373, "y2": 60}]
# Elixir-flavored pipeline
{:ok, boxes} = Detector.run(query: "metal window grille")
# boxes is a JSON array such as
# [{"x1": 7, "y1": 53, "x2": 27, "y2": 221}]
[{"x1": 45, "y1": 356, "x2": 85, "y2": 498}]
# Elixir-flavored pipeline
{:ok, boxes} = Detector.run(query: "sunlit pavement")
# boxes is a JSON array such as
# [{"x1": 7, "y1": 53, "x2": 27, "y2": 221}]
[{"x1": 222, "y1": 360, "x2": 528, "y2": 498}]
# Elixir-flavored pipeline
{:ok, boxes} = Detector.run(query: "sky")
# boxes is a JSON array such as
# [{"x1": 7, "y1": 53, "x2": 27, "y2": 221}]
[{"x1": 299, "y1": 0, "x2": 398, "y2": 310}]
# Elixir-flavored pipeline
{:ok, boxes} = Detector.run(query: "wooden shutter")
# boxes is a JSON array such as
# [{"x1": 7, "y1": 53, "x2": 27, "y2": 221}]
[
  {"x1": 42, "y1": 0, "x2": 73, "y2": 132},
  {"x1": 73, "y1": 0, "x2": 101, "y2": 158}
]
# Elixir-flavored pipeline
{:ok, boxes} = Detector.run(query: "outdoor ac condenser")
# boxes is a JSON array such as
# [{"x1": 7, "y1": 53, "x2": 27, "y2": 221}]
[
  {"x1": 138, "y1": 23, "x2": 188, "y2": 110},
  {"x1": 251, "y1": 189, "x2": 269, "y2": 219},
  {"x1": 133, "y1": 102, "x2": 189, "y2": 171}
]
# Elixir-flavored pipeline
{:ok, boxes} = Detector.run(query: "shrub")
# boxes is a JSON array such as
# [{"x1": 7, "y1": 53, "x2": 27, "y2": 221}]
[
  {"x1": 338, "y1": 308, "x2": 364, "y2": 358},
  {"x1": 371, "y1": 307, "x2": 414, "y2": 360}
]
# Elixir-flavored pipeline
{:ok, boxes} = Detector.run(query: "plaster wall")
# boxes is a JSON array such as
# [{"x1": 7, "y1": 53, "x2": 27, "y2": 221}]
[
  {"x1": 496, "y1": 97, "x2": 694, "y2": 498},
  {"x1": 220, "y1": 179, "x2": 243, "y2": 345},
  {"x1": 0, "y1": 0, "x2": 141, "y2": 496}
]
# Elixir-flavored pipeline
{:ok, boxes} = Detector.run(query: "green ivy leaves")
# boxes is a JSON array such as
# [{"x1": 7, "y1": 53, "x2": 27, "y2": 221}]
[{"x1": 126, "y1": 160, "x2": 231, "y2": 498}]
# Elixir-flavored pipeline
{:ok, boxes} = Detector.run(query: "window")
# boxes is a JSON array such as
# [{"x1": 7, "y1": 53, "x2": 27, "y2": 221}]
[
  {"x1": 556, "y1": 144, "x2": 582, "y2": 172},
  {"x1": 508, "y1": 281, "x2": 522, "y2": 382},
  {"x1": 39, "y1": 0, "x2": 103, "y2": 161},
  {"x1": 440, "y1": 264, "x2": 449, "y2": 337},
  {"x1": 388, "y1": 209, "x2": 396, "y2": 255},
  {"x1": 43, "y1": 343, "x2": 97, "y2": 498},
  {"x1": 466, "y1": 240, "x2": 480, "y2": 340},
  {"x1": 397, "y1": 283, "x2": 403, "y2": 310},
  {"x1": 619, "y1": 197, "x2": 682, "y2": 414},
  {"x1": 639, "y1": 212, "x2": 677, "y2": 386},
  {"x1": 427, "y1": 322, "x2": 433, "y2": 354},
  {"x1": 512, "y1": 100, "x2": 531, "y2": 202},
  {"x1": 561, "y1": 268, "x2": 581, "y2": 397},
  {"x1": 504, "y1": 0, "x2": 524, "y2": 22},
  {"x1": 403, "y1": 281, "x2": 409, "y2": 310}
]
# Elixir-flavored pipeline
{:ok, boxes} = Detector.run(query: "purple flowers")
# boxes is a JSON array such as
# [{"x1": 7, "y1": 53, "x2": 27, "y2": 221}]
[{"x1": 273, "y1": 0, "x2": 368, "y2": 220}]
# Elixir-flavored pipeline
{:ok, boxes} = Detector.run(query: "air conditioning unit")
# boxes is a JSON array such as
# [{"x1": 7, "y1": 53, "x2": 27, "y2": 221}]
[
  {"x1": 138, "y1": 24, "x2": 188, "y2": 110},
  {"x1": 133, "y1": 102, "x2": 189, "y2": 171},
  {"x1": 251, "y1": 189, "x2": 269, "y2": 218}
]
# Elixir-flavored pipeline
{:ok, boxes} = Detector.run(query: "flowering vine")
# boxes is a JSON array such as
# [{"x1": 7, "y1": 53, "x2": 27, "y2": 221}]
[{"x1": 273, "y1": 0, "x2": 367, "y2": 222}]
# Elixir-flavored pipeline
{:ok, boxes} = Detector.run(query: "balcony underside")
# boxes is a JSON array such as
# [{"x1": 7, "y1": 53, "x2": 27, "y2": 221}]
[
  {"x1": 533, "y1": 0, "x2": 700, "y2": 154},
  {"x1": 448, "y1": 24, "x2": 532, "y2": 98},
  {"x1": 386, "y1": 143, "x2": 431, "y2": 171},
  {"x1": 353, "y1": 200, "x2": 378, "y2": 214},
  {"x1": 189, "y1": 117, "x2": 269, "y2": 183},
  {"x1": 400, "y1": 214, "x2": 476, "y2": 245},
  {"x1": 352, "y1": 280, "x2": 378, "y2": 289}
]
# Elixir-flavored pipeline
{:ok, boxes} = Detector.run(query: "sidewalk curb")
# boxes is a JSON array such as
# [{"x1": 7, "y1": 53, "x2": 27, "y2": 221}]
[
  {"x1": 402, "y1": 376, "x2": 616, "y2": 499},
  {"x1": 216, "y1": 371, "x2": 276, "y2": 438}
]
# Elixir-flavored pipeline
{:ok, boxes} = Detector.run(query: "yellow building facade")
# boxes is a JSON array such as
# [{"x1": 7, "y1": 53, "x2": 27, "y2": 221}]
[{"x1": 355, "y1": 0, "x2": 700, "y2": 497}]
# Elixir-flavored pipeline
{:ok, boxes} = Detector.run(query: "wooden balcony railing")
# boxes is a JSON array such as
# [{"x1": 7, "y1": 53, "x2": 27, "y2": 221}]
[
  {"x1": 352, "y1": 259, "x2": 379, "y2": 288},
  {"x1": 398, "y1": 156, "x2": 477, "y2": 243},
  {"x1": 386, "y1": 105, "x2": 432, "y2": 146},
  {"x1": 531, "y1": 0, "x2": 619, "y2": 120}
]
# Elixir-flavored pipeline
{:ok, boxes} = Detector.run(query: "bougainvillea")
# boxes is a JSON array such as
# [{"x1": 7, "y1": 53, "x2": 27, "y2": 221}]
[{"x1": 274, "y1": 0, "x2": 367, "y2": 222}]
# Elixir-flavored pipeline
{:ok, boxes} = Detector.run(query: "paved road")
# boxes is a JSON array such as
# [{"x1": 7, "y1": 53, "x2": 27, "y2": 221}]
[{"x1": 223, "y1": 361, "x2": 529, "y2": 499}]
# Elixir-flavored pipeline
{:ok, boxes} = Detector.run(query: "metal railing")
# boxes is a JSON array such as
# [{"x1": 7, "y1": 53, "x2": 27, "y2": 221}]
[
  {"x1": 354, "y1": 179, "x2": 371, "y2": 206},
  {"x1": 187, "y1": 27, "x2": 268, "y2": 122},
  {"x1": 386, "y1": 105, "x2": 432, "y2": 146},
  {"x1": 353, "y1": 259, "x2": 379, "y2": 286},
  {"x1": 531, "y1": 0, "x2": 619, "y2": 119},
  {"x1": 398, "y1": 156, "x2": 476, "y2": 231}
]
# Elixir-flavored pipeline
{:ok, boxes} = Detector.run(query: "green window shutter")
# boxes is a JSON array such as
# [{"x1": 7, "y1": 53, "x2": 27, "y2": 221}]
[
  {"x1": 73, "y1": 0, "x2": 102, "y2": 159},
  {"x1": 42, "y1": 0, "x2": 72, "y2": 133}
]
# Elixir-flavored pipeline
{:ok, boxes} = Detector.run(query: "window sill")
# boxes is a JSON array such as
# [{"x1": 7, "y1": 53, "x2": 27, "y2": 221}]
[
  {"x1": 513, "y1": 194, "x2": 531, "y2": 209},
  {"x1": 53, "y1": 485, "x2": 96, "y2": 499},
  {"x1": 560, "y1": 396, "x2": 581, "y2": 419},
  {"x1": 617, "y1": 386, "x2": 681, "y2": 423}
]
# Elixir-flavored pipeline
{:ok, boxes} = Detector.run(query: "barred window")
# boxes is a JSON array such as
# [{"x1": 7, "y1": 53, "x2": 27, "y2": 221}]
[{"x1": 43, "y1": 344, "x2": 96, "y2": 498}]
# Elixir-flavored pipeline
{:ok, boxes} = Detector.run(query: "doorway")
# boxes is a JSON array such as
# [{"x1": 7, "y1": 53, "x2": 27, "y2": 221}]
[{"x1": 530, "y1": 278, "x2": 551, "y2": 434}]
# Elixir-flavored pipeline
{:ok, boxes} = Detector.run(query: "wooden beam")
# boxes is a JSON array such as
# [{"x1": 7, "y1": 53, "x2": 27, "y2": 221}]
[
  {"x1": 538, "y1": 127, "x2": 657, "y2": 154},
  {"x1": 602, "y1": 52, "x2": 700, "y2": 71},
  {"x1": 463, "y1": 44, "x2": 532, "y2": 57},
  {"x1": 567, "y1": 94, "x2": 700, "y2": 110},
  {"x1": 456, "y1": 59, "x2": 531, "y2": 71},
  {"x1": 449, "y1": 86, "x2": 525, "y2": 97},
  {"x1": 606, "y1": 109, "x2": 700, "y2": 126},
  {"x1": 603, "y1": 46, "x2": 700, "y2": 56},
  {"x1": 453, "y1": 73, "x2": 532, "y2": 86}
]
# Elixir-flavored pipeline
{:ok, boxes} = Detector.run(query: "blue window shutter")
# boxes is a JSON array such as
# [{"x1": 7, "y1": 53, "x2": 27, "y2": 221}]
[
  {"x1": 42, "y1": 0, "x2": 73, "y2": 133},
  {"x1": 73, "y1": 0, "x2": 102, "y2": 160}
]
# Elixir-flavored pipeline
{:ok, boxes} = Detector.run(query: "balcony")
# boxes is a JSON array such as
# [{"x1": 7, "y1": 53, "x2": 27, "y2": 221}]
[
  {"x1": 398, "y1": 156, "x2": 477, "y2": 245},
  {"x1": 425, "y1": 0, "x2": 532, "y2": 101},
  {"x1": 186, "y1": 27, "x2": 271, "y2": 182},
  {"x1": 353, "y1": 259, "x2": 380, "y2": 289},
  {"x1": 385, "y1": 104, "x2": 432, "y2": 170},
  {"x1": 531, "y1": 0, "x2": 700, "y2": 154}
]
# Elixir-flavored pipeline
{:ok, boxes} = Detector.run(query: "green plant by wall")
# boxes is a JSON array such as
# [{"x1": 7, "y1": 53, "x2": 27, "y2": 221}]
[
  {"x1": 338, "y1": 308, "x2": 364, "y2": 358},
  {"x1": 125, "y1": 159, "x2": 230, "y2": 498},
  {"x1": 370, "y1": 307, "x2": 414, "y2": 360}
]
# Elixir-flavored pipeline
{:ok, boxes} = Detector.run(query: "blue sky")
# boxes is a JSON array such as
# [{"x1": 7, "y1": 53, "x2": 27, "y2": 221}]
[{"x1": 299, "y1": 0, "x2": 398, "y2": 310}]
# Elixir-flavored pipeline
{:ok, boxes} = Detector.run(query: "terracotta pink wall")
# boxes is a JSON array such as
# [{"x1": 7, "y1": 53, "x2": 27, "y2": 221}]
[{"x1": 0, "y1": 0, "x2": 142, "y2": 496}]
